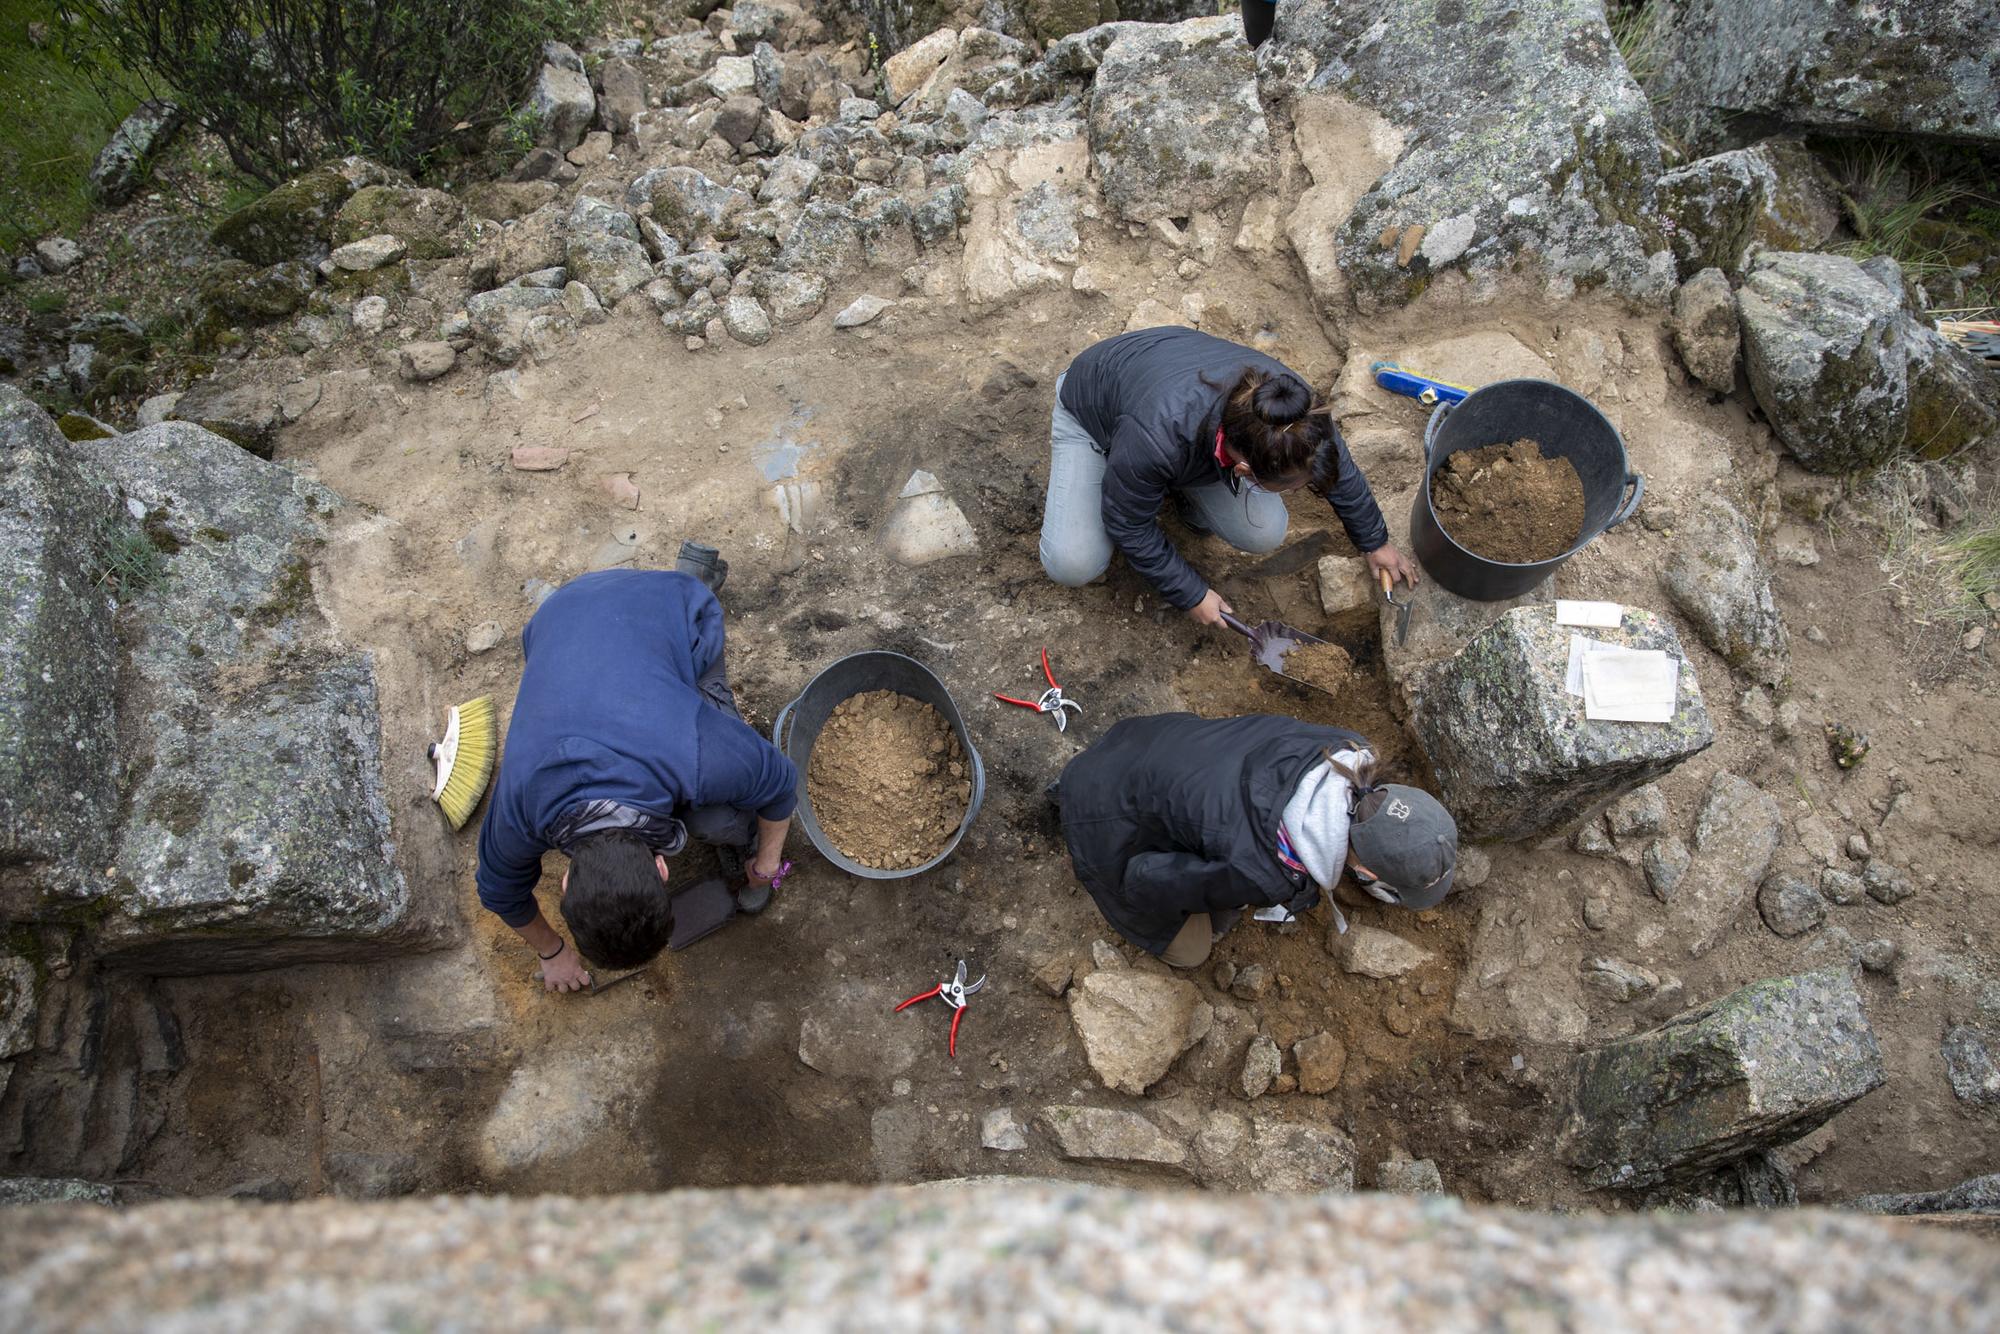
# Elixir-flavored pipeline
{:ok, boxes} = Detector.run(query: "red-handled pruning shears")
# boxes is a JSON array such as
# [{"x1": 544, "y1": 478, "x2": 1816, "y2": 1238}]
[
  {"x1": 894, "y1": 959, "x2": 986, "y2": 1058},
  {"x1": 993, "y1": 648, "x2": 1083, "y2": 733}
]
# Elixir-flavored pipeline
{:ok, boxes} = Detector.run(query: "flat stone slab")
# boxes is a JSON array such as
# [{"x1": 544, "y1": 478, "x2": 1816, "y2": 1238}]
[
  {"x1": 1560, "y1": 968, "x2": 1885, "y2": 1189},
  {"x1": 1405, "y1": 605, "x2": 1714, "y2": 842},
  {"x1": 0, "y1": 387, "x2": 120, "y2": 904}
]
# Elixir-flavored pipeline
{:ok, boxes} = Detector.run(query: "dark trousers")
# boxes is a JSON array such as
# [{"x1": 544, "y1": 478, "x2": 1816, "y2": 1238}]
[{"x1": 685, "y1": 652, "x2": 756, "y2": 852}]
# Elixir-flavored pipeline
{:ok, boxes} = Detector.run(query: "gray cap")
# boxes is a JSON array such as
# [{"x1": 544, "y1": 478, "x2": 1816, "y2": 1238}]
[{"x1": 1347, "y1": 784, "x2": 1459, "y2": 910}]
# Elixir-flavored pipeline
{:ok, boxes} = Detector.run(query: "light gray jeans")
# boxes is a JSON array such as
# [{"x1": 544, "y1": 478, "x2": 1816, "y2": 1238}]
[{"x1": 1039, "y1": 372, "x2": 1290, "y2": 588}]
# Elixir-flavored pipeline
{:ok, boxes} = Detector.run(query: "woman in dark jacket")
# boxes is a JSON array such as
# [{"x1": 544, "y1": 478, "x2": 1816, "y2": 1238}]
[
  {"x1": 1055, "y1": 713, "x2": 1459, "y2": 968},
  {"x1": 1040, "y1": 326, "x2": 1419, "y2": 628}
]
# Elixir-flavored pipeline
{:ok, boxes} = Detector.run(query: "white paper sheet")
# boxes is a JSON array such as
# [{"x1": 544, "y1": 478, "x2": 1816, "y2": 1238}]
[
  {"x1": 1566, "y1": 634, "x2": 1680, "y2": 721},
  {"x1": 1582, "y1": 648, "x2": 1679, "y2": 722},
  {"x1": 1557, "y1": 599, "x2": 1624, "y2": 628}
]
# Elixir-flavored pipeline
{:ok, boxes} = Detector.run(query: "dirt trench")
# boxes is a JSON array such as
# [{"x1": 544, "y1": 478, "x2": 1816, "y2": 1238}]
[{"x1": 5, "y1": 255, "x2": 1996, "y2": 1212}]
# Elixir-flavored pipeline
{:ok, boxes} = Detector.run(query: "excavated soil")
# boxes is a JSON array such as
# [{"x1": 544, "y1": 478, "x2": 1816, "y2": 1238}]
[
  {"x1": 10, "y1": 215, "x2": 1998, "y2": 1221},
  {"x1": 1281, "y1": 640, "x2": 1355, "y2": 696},
  {"x1": 807, "y1": 690, "x2": 970, "y2": 870},
  {"x1": 1430, "y1": 438, "x2": 1585, "y2": 564}
]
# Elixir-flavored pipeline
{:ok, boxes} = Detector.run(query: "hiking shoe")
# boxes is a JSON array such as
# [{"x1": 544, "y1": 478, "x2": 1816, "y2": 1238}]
[
  {"x1": 714, "y1": 843, "x2": 747, "y2": 885},
  {"x1": 675, "y1": 540, "x2": 728, "y2": 594}
]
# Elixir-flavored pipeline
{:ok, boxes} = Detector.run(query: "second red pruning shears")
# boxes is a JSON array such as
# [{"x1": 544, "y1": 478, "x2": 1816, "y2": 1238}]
[
  {"x1": 895, "y1": 959, "x2": 986, "y2": 1058},
  {"x1": 993, "y1": 647, "x2": 1083, "y2": 733}
]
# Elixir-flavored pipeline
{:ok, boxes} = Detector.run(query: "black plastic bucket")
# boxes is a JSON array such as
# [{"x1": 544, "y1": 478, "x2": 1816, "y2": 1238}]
[
  {"x1": 1409, "y1": 379, "x2": 1643, "y2": 601},
  {"x1": 771, "y1": 651, "x2": 985, "y2": 879}
]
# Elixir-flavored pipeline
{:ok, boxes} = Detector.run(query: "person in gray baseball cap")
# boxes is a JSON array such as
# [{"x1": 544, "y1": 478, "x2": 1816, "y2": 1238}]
[{"x1": 1050, "y1": 712, "x2": 1460, "y2": 968}]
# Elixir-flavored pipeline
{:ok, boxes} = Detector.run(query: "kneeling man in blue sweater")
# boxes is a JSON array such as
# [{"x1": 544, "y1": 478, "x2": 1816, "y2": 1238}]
[{"x1": 476, "y1": 570, "x2": 797, "y2": 992}]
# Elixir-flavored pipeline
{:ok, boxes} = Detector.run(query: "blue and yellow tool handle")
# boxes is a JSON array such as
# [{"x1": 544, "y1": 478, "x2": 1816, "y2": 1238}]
[{"x1": 1370, "y1": 361, "x2": 1475, "y2": 407}]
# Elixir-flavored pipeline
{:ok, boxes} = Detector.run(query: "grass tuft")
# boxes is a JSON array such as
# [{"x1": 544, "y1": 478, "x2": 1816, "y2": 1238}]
[
  {"x1": 1852, "y1": 459, "x2": 1996, "y2": 682},
  {"x1": 0, "y1": 1, "x2": 138, "y2": 252}
]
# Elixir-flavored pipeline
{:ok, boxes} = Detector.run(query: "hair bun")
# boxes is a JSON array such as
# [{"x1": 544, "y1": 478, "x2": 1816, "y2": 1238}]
[{"x1": 1253, "y1": 374, "x2": 1313, "y2": 425}]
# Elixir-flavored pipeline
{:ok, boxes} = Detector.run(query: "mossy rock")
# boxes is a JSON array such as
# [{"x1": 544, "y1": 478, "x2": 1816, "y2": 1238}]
[
  {"x1": 1028, "y1": 0, "x2": 1118, "y2": 44},
  {"x1": 55, "y1": 413, "x2": 117, "y2": 441},
  {"x1": 325, "y1": 263, "x2": 412, "y2": 298},
  {"x1": 201, "y1": 259, "x2": 318, "y2": 324},
  {"x1": 211, "y1": 167, "x2": 358, "y2": 265},
  {"x1": 332, "y1": 186, "x2": 470, "y2": 260}
]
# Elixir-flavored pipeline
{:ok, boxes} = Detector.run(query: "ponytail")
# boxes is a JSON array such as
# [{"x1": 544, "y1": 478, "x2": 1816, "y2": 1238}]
[{"x1": 1212, "y1": 366, "x2": 1335, "y2": 486}]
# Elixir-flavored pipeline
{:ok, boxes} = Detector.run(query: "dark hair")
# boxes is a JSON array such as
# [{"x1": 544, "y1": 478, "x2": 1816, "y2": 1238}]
[
  {"x1": 561, "y1": 832, "x2": 672, "y2": 968},
  {"x1": 1216, "y1": 367, "x2": 1336, "y2": 487}
]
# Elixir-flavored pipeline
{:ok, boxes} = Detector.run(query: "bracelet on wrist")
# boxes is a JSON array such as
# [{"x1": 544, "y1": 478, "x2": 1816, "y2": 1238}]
[{"x1": 538, "y1": 940, "x2": 565, "y2": 961}]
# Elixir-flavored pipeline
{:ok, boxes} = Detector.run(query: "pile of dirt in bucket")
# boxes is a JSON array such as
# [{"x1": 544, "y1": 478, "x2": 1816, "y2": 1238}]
[
  {"x1": 807, "y1": 690, "x2": 972, "y2": 870},
  {"x1": 1283, "y1": 641, "x2": 1354, "y2": 695},
  {"x1": 1430, "y1": 439, "x2": 1586, "y2": 564}
]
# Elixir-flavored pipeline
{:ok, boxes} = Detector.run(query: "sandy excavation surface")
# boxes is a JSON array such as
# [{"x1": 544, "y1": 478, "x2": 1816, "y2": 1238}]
[{"x1": 60, "y1": 247, "x2": 1995, "y2": 1211}]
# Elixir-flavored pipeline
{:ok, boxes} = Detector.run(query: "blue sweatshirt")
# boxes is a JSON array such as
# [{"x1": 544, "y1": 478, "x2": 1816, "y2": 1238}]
[{"x1": 474, "y1": 570, "x2": 799, "y2": 927}]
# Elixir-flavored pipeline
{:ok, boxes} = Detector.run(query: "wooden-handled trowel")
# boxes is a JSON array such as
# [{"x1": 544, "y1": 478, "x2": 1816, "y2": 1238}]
[{"x1": 1380, "y1": 570, "x2": 1413, "y2": 647}]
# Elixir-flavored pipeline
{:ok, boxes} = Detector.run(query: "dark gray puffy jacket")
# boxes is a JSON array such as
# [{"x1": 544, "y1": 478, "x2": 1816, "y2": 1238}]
[
  {"x1": 1057, "y1": 712, "x2": 1368, "y2": 956},
  {"x1": 1058, "y1": 326, "x2": 1390, "y2": 609}
]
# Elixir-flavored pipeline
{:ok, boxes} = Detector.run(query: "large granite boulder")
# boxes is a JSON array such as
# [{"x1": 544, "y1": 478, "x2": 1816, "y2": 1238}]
[
  {"x1": 8, "y1": 1181, "x2": 1997, "y2": 1325},
  {"x1": 1651, "y1": 1, "x2": 2000, "y2": 153},
  {"x1": 88, "y1": 101, "x2": 184, "y2": 207},
  {"x1": 1265, "y1": 0, "x2": 1675, "y2": 311},
  {"x1": 1739, "y1": 251, "x2": 1911, "y2": 474},
  {"x1": 80, "y1": 422, "x2": 421, "y2": 971},
  {"x1": 1656, "y1": 140, "x2": 1842, "y2": 279},
  {"x1": 1560, "y1": 968, "x2": 1885, "y2": 1189},
  {"x1": 211, "y1": 158, "x2": 394, "y2": 266},
  {"x1": 1404, "y1": 606, "x2": 1715, "y2": 842},
  {"x1": 1660, "y1": 494, "x2": 1789, "y2": 685},
  {"x1": 1086, "y1": 17, "x2": 1271, "y2": 225},
  {"x1": 0, "y1": 386, "x2": 121, "y2": 909}
]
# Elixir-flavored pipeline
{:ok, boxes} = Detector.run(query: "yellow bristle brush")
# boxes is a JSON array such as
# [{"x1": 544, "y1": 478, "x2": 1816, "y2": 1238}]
[{"x1": 429, "y1": 696, "x2": 497, "y2": 830}]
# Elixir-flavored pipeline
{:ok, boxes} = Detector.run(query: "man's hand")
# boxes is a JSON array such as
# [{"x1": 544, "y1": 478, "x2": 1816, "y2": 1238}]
[
  {"x1": 538, "y1": 943, "x2": 592, "y2": 993},
  {"x1": 1187, "y1": 589, "x2": 1234, "y2": 627},
  {"x1": 1365, "y1": 545, "x2": 1421, "y2": 588},
  {"x1": 748, "y1": 850, "x2": 784, "y2": 883}
]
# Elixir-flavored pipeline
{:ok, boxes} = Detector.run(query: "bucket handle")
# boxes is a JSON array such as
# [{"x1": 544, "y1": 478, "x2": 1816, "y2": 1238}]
[
  {"x1": 772, "y1": 693, "x2": 803, "y2": 751},
  {"x1": 962, "y1": 738, "x2": 987, "y2": 832},
  {"x1": 1422, "y1": 400, "x2": 1455, "y2": 466},
  {"x1": 1605, "y1": 473, "x2": 1645, "y2": 531}
]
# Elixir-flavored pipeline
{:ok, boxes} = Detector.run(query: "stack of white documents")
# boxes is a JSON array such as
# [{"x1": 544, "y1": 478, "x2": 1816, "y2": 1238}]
[{"x1": 1564, "y1": 634, "x2": 1680, "y2": 723}]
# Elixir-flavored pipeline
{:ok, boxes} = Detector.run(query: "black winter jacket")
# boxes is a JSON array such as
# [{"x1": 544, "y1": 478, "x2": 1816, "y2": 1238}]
[
  {"x1": 1059, "y1": 327, "x2": 1391, "y2": 609},
  {"x1": 1058, "y1": 713, "x2": 1368, "y2": 956}
]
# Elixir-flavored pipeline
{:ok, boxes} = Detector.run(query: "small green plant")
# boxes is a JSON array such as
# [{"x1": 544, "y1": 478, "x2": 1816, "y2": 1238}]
[
  {"x1": 499, "y1": 104, "x2": 542, "y2": 159},
  {"x1": 25, "y1": 290, "x2": 68, "y2": 316},
  {"x1": 97, "y1": 525, "x2": 170, "y2": 595}
]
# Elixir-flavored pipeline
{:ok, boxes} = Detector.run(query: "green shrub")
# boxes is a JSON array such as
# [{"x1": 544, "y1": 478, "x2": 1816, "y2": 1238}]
[{"x1": 59, "y1": 0, "x2": 599, "y2": 186}]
